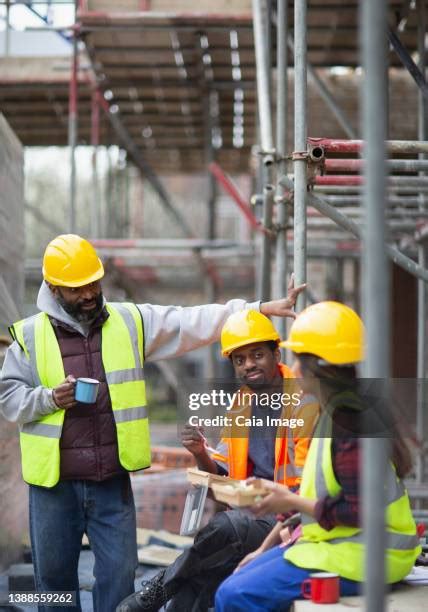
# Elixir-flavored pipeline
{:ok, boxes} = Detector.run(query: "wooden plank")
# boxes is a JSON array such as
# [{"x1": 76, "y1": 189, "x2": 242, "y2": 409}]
[
  {"x1": 137, "y1": 544, "x2": 186, "y2": 566},
  {"x1": 150, "y1": 0, "x2": 252, "y2": 12},
  {"x1": 86, "y1": 0, "x2": 252, "y2": 15},
  {"x1": 136, "y1": 528, "x2": 193, "y2": 548},
  {"x1": 87, "y1": 0, "x2": 141, "y2": 11},
  {"x1": 90, "y1": 29, "x2": 174, "y2": 47}
]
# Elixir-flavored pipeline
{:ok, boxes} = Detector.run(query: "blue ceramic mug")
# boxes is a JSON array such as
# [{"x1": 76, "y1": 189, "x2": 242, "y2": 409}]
[{"x1": 75, "y1": 377, "x2": 99, "y2": 404}]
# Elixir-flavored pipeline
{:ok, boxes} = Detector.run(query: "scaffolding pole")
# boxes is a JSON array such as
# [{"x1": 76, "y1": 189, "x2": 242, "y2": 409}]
[
  {"x1": 317, "y1": 207, "x2": 426, "y2": 220},
  {"x1": 416, "y1": 0, "x2": 427, "y2": 487},
  {"x1": 308, "y1": 137, "x2": 428, "y2": 155},
  {"x1": 293, "y1": 0, "x2": 308, "y2": 311},
  {"x1": 314, "y1": 174, "x2": 428, "y2": 187},
  {"x1": 90, "y1": 90, "x2": 100, "y2": 239},
  {"x1": 4, "y1": 0, "x2": 10, "y2": 56},
  {"x1": 68, "y1": 4, "x2": 79, "y2": 234},
  {"x1": 209, "y1": 162, "x2": 266, "y2": 234},
  {"x1": 315, "y1": 185, "x2": 428, "y2": 195},
  {"x1": 274, "y1": 0, "x2": 289, "y2": 340},
  {"x1": 388, "y1": 26, "x2": 428, "y2": 98},
  {"x1": 321, "y1": 158, "x2": 428, "y2": 173},
  {"x1": 253, "y1": 0, "x2": 274, "y2": 159},
  {"x1": 253, "y1": 0, "x2": 274, "y2": 301},
  {"x1": 204, "y1": 90, "x2": 218, "y2": 380},
  {"x1": 260, "y1": 184, "x2": 275, "y2": 300},
  {"x1": 361, "y1": 1, "x2": 389, "y2": 610},
  {"x1": 323, "y1": 195, "x2": 426, "y2": 207}
]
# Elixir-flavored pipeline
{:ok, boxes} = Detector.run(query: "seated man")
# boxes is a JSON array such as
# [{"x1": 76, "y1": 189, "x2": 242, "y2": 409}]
[{"x1": 118, "y1": 309, "x2": 319, "y2": 612}]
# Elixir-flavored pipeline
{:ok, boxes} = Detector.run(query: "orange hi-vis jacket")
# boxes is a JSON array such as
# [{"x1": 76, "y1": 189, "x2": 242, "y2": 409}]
[{"x1": 210, "y1": 363, "x2": 319, "y2": 488}]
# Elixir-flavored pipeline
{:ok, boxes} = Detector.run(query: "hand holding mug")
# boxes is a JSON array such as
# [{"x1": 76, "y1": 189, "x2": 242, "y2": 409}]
[{"x1": 52, "y1": 375, "x2": 77, "y2": 409}]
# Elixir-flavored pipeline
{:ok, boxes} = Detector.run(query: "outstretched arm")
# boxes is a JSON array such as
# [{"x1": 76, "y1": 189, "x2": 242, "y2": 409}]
[
  {"x1": 141, "y1": 274, "x2": 306, "y2": 362},
  {"x1": 140, "y1": 298, "x2": 260, "y2": 361}
]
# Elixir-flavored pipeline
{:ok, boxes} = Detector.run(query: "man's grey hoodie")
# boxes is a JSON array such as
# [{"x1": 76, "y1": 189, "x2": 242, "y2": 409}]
[{"x1": 0, "y1": 281, "x2": 259, "y2": 426}]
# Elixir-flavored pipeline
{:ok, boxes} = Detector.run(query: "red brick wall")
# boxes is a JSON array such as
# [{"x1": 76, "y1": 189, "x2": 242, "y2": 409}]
[{"x1": 0, "y1": 421, "x2": 28, "y2": 572}]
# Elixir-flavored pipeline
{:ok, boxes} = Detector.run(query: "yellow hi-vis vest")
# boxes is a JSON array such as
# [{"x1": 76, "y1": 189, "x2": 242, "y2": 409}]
[
  {"x1": 10, "y1": 303, "x2": 150, "y2": 488},
  {"x1": 284, "y1": 433, "x2": 421, "y2": 582}
]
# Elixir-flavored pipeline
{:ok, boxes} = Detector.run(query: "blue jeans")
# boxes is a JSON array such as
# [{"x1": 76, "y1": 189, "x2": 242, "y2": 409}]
[
  {"x1": 215, "y1": 545, "x2": 360, "y2": 611},
  {"x1": 29, "y1": 474, "x2": 138, "y2": 612}
]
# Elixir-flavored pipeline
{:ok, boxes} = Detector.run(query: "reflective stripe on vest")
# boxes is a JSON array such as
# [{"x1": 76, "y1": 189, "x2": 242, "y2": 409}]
[
  {"x1": 210, "y1": 440, "x2": 229, "y2": 474},
  {"x1": 274, "y1": 392, "x2": 318, "y2": 485},
  {"x1": 11, "y1": 303, "x2": 150, "y2": 487},
  {"x1": 285, "y1": 433, "x2": 420, "y2": 582},
  {"x1": 274, "y1": 429, "x2": 304, "y2": 483}
]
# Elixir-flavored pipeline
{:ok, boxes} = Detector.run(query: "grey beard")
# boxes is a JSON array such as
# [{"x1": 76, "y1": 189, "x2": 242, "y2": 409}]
[{"x1": 57, "y1": 292, "x2": 104, "y2": 324}]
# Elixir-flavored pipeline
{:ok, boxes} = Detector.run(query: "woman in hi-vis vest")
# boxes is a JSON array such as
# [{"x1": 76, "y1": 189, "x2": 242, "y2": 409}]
[{"x1": 215, "y1": 302, "x2": 421, "y2": 611}]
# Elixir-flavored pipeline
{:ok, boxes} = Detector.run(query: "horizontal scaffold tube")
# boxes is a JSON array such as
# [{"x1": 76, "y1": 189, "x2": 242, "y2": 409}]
[
  {"x1": 324, "y1": 159, "x2": 428, "y2": 173},
  {"x1": 324, "y1": 195, "x2": 425, "y2": 207},
  {"x1": 314, "y1": 185, "x2": 428, "y2": 194},
  {"x1": 314, "y1": 175, "x2": 428, "y2": 186},
  {"x1": 315, "y1": 175, "x2": 364, "y2": 186},
  {"x1": 308, "y1": 138, "x2": 428, "y2": 155},
  {"x1": 280, "y1": 175, "x2": 428, "y2": 282},
  {"x1": 320, "y1": 206, "x2": 426, "y2": 219},
  {"x1": 306, "y1": 216, "x2": 418, "y2": 230}
]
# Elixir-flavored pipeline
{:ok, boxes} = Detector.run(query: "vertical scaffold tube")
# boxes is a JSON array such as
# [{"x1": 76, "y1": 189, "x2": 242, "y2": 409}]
[
  {"x1": 252, "y1": 0, "x2": 274, "y2": 160},
  {"x1": 275, "y1": 0, "x2": 289, "y2": 337},
  {"x1": 253, "y1": 0, "x2": 274, "y2": 301},
  {"x1": 417, "y1": 0, "x2": 427, "y2": 486},
  {"x1": 90, "y1": 90, "x2": 100, "y2": 239},
  {"x1": 293, "y1": 0, "x2": 308, "y2": 310},
  {"x1": 68, "y1": 1, "x2": 78, "y2": 234},
  {"x1": 361, "y1": 1, "x2": 389, "y2": 610}
]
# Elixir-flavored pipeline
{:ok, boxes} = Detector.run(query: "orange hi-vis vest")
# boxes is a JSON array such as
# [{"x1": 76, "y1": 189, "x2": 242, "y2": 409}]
[{"x1": 210, "y1": 364, "x2": 319, "y2": 487}]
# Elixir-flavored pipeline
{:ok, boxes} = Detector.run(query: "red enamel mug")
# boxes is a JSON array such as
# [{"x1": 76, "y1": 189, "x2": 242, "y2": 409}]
[{"x1": 301, "y1": 572, "x2": 340, "y2": 604}]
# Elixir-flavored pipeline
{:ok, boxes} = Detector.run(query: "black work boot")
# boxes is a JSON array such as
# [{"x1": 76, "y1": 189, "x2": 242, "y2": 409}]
[{"x1": 116, "y1": 569, "x2": 168, "y2": 612}]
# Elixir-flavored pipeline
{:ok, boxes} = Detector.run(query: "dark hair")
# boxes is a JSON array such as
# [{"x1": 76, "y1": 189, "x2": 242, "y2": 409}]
[{"x1": 297, "y1": 354, "x2": 413, "y2": 478}]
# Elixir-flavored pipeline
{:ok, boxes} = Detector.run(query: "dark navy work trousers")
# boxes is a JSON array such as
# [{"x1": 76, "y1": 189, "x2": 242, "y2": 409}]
[{"x1": 29, "y1": 474, "x2": 138, "y2": 612}]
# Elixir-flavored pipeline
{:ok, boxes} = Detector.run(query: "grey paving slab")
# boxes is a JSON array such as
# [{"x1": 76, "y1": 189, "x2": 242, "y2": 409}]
[{"x1": 0, "y1": 553, "x2": 165, "y2": 612}]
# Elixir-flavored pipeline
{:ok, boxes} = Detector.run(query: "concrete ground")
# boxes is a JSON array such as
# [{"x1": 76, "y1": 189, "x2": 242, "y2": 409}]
[{"x1": 0, "y1": 550, "x2": 162, "y2": 611}]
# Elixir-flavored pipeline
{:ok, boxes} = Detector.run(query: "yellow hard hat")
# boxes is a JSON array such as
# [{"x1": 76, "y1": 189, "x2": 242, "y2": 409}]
[
  {"x1": 221, "y1": 310, "x2": 280, "y2": 357},
  {"x1": 280, "y1": 301, "x2": 364, "y2": 365},
  {"x1": 42, "y1": 234, "x2": 104, "y2": 287}
]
